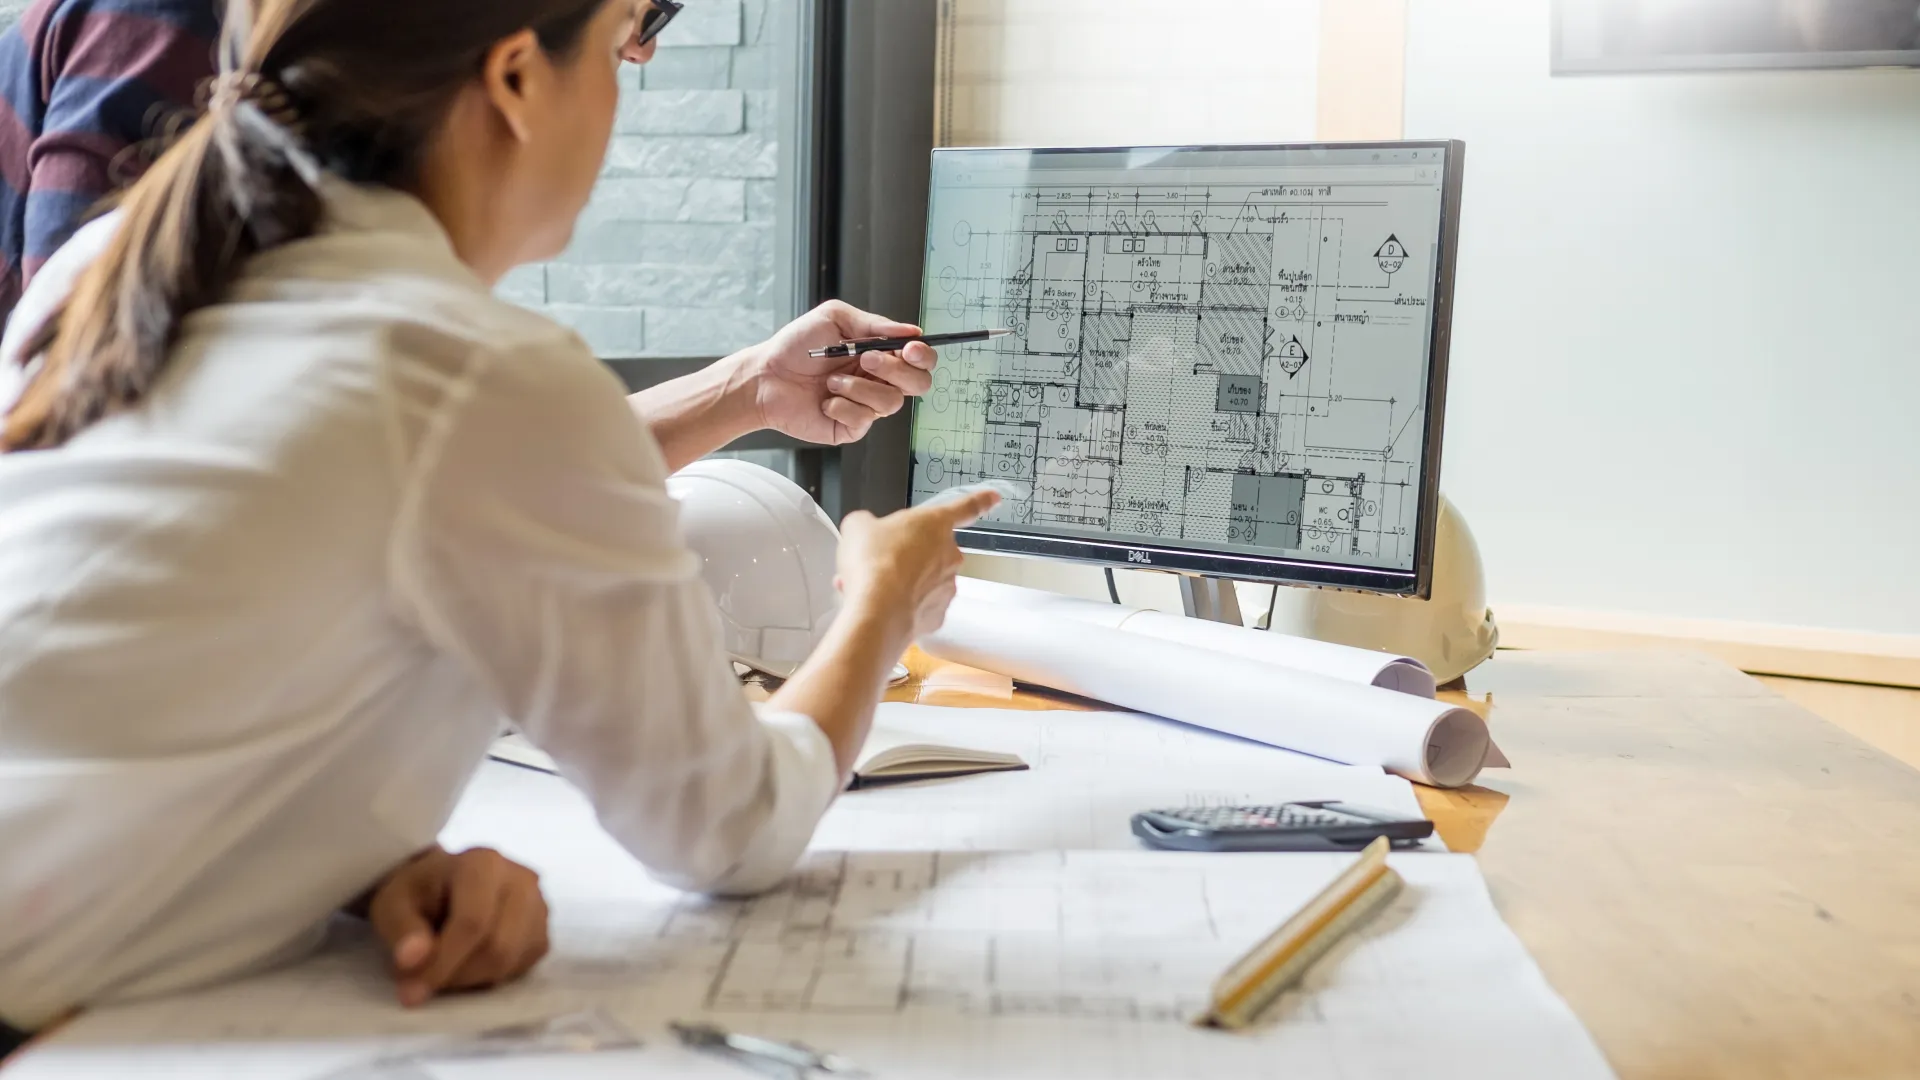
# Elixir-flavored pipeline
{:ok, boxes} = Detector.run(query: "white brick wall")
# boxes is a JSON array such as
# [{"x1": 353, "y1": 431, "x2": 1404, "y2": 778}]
[
  {"x1": 621, "y1": 90, "x2": 746, "y2": 135},
  {"x1": 660, "y1": 0, "x2": 748, "y2": 47},
  {"x1": 516, "y1": 0, "x2": 789, "y2": 358}
]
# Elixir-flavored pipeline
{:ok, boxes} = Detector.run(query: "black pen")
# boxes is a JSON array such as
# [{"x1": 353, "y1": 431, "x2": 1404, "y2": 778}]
[{"x1": 807, "y1": 328, "x2": 1010, "y2": 359}]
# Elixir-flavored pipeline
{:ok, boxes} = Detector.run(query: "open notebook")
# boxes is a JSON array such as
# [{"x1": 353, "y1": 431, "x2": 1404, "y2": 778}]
[{"x1": 488, "y1": 729, "x2": 1027, "y2": 791}]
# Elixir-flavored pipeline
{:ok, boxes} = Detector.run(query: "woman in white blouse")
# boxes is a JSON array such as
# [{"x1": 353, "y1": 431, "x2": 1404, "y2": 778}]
[{"x1": 0, "y1": 0, "x2": 996, "y2": 1037}]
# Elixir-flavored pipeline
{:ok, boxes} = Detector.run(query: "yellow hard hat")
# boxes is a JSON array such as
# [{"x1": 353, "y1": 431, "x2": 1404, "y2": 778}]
[{"x1": 1265, "y1": 495, "x2": 1499, "y2": 684}]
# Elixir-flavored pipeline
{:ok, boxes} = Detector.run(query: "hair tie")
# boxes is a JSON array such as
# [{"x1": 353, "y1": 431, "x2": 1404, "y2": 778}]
[{"x1": 206, "y1": 72, "x2": 305, "y2": 134}]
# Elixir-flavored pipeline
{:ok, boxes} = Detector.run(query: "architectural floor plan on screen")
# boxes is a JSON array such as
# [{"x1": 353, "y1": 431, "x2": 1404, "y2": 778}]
[{"x1": 911, "y1": 149, "x2": 1446, "y2": 571}]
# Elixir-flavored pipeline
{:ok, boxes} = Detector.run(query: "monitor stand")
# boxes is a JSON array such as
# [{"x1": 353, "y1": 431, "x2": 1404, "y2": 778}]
[{"x1": 1177, "y1": 574, "x2": 1244, "y2": 626}]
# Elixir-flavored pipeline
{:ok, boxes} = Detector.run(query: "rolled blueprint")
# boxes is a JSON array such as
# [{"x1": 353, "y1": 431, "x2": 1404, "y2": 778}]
[
  {"x1": 921, "y1": 597, "x2": 1492, "y2": 788},
  {"x1": 957, "y1": 578, "x2": 1438, "y2": 698}
]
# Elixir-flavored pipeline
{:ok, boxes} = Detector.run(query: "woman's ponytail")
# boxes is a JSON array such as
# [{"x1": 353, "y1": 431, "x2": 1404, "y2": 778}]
[
  {"x1": 2, "y1": 69, "x2": 323, "y2": 452},
  {"x1": 0, "y1": 0, "x2": 608, "y2": 452}
]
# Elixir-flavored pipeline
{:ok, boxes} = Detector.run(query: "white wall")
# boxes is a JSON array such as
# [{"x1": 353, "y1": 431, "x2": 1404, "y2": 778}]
[
  {"x1": 940, "y1": 0, "x2": 1319, "y2": 147},
  {"x1": 1405, "y1": 0, "x2": 1920, "y2": 635}
]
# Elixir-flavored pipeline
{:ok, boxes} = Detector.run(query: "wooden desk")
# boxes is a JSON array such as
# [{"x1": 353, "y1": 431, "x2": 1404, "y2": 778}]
[{"x1": 888, "y1": 647, "x2": 1920, "y2": 1080}]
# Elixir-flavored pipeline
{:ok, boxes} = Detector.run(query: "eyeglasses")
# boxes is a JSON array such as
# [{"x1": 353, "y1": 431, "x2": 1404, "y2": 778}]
[{"x1": 636, "y1": 0, "x2": 683, "y2": 47}]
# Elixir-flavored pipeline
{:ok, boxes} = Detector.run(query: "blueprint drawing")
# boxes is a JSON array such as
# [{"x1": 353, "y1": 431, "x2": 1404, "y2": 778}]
[
  {"x1": 910, "y1": 149, "x2": 1448, "y2": 572},
  {"x1": 15, "y1": 849, "x2": 1616, "y2": 1080}
]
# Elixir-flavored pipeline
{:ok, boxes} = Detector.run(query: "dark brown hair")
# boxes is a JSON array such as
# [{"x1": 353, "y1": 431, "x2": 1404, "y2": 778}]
[{"x1": 2, "y1": 0, "x2": 609, "y2": 452}]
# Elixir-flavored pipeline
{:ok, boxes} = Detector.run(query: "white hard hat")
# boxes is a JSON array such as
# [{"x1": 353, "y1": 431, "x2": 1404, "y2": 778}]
[
  {"x1": 667, "y1": 459, "x2": 841, "y2": 678},
  {"x1": 1266, "y1": 495, "x2": 1499, "y2": 684}
]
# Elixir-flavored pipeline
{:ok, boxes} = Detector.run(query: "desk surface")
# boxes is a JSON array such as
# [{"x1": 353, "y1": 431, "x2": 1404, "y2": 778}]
[{"x1": 887, "y1": 647, "x2": 1920, "y2": 1080}]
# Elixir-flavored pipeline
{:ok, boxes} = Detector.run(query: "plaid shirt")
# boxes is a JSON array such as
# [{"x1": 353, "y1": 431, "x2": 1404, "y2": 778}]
[{"x1": 0, "y1": 0, "x2": 218, "y2": 323}]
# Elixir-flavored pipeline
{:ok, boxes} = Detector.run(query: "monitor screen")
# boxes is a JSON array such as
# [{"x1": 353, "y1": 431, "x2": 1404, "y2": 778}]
[
  {"x1": 905, "y1": 141, "x2": 1464, "y2": 596},
  {"x1": 1554, "y1": 0, "x2": 1920, "y2": 73}
]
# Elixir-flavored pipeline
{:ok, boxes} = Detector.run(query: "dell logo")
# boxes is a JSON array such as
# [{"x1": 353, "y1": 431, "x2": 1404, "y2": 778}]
[{"x1": 1126, "y1": 549, "x2": 1152, "y2": 564}]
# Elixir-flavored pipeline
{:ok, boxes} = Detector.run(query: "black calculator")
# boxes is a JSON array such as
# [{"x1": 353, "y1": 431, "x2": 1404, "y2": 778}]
[{"x1": 1131, "y1": 801, "x2": 1435, "y2": 852}]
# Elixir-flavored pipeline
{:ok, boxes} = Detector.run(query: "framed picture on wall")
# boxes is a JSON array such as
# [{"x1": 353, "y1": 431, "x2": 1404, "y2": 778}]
[{"x1": 1553, "y1": 0, "x2": 1920, "y2": 73}]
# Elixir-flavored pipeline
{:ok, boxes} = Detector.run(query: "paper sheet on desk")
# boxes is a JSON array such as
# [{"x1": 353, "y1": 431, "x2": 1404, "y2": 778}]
[
  {"x1": 443, "y1": 705, "x2": 1442, "y2": 898},
  {"x1": 10, "y1": 850, "x2": 1615, "y2": 1080},
  {"x1": 812, "y1": 704, "x2": 1440, "y2": 852}
]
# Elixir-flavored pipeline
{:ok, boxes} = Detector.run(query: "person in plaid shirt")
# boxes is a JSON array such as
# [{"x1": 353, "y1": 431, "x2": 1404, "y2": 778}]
[{"x1": 0, "y1": 0, "x2": 220, "y2": 323}]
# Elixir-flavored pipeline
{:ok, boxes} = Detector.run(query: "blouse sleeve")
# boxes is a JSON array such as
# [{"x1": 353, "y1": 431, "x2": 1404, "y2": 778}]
[{"x1": 389, "y1": 332, "x2": 840, "y2": 896}]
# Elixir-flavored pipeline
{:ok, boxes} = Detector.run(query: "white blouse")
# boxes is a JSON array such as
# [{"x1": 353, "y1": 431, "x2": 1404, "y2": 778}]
[{"x1": 0, "y1": 182, "x2": 839, "y2": 1029}]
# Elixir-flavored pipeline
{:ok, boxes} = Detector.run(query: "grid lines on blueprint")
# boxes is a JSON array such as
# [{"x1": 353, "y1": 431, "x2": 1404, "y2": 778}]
[{"x1": 910, "y1": 165, "x2": 1443, "y2": 572}]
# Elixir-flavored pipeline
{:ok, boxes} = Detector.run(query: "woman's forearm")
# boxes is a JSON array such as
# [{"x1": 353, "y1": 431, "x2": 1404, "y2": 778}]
[
  {"x1": 627, "y1": 349, "x2": 765, "y2": 473},
  {"x1": 767, "y1": 596, "x2": 911, "y2": 778}
]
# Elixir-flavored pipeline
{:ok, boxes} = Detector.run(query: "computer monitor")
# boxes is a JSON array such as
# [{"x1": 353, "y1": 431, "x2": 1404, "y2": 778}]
[{"x1": 904, "y1": 141, "x2": 1465, "y2": 597}]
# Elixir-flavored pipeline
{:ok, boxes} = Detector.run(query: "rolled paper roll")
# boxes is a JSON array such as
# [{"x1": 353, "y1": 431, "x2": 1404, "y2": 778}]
[
  {"x1": 922, "y1": 595, "x2": 1492, "y2": 788},
  {"x1": 957, "y1": 578, "x2": 1438, "y2": 698}
]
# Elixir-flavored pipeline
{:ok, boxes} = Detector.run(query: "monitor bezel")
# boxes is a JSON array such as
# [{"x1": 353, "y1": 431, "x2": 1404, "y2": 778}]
[{"x1": 908, "y1": 139, "x2": 1465, "y2": 598}]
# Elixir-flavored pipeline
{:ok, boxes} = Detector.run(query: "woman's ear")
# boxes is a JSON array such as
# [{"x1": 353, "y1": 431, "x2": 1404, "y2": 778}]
[{"x1": 481, "y1": 28, "x2": 543, "y2": 144}]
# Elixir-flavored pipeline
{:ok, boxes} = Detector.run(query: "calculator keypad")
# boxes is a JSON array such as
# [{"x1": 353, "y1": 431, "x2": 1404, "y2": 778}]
[{"x1": 1162, "y1": 805, "x2": 1353, "y2": 831}]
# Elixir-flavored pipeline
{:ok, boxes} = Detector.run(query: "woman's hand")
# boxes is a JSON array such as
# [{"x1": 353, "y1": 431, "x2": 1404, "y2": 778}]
[
  {"x1": 744, "y1": 301, "x2": 938, "y2": 445},
  {"x1": 629, "y1": 300, "x2": 938, "y2": 472},
  {"x1": 766, "y1": 488, "x2": 1000, "y2": 776},
  {"x1": 834, "y1": 488, "x2": 1001, "y2": 644},
  {"x1": 362, "y1": 846, "x2": 550, "y2": 1008}
]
